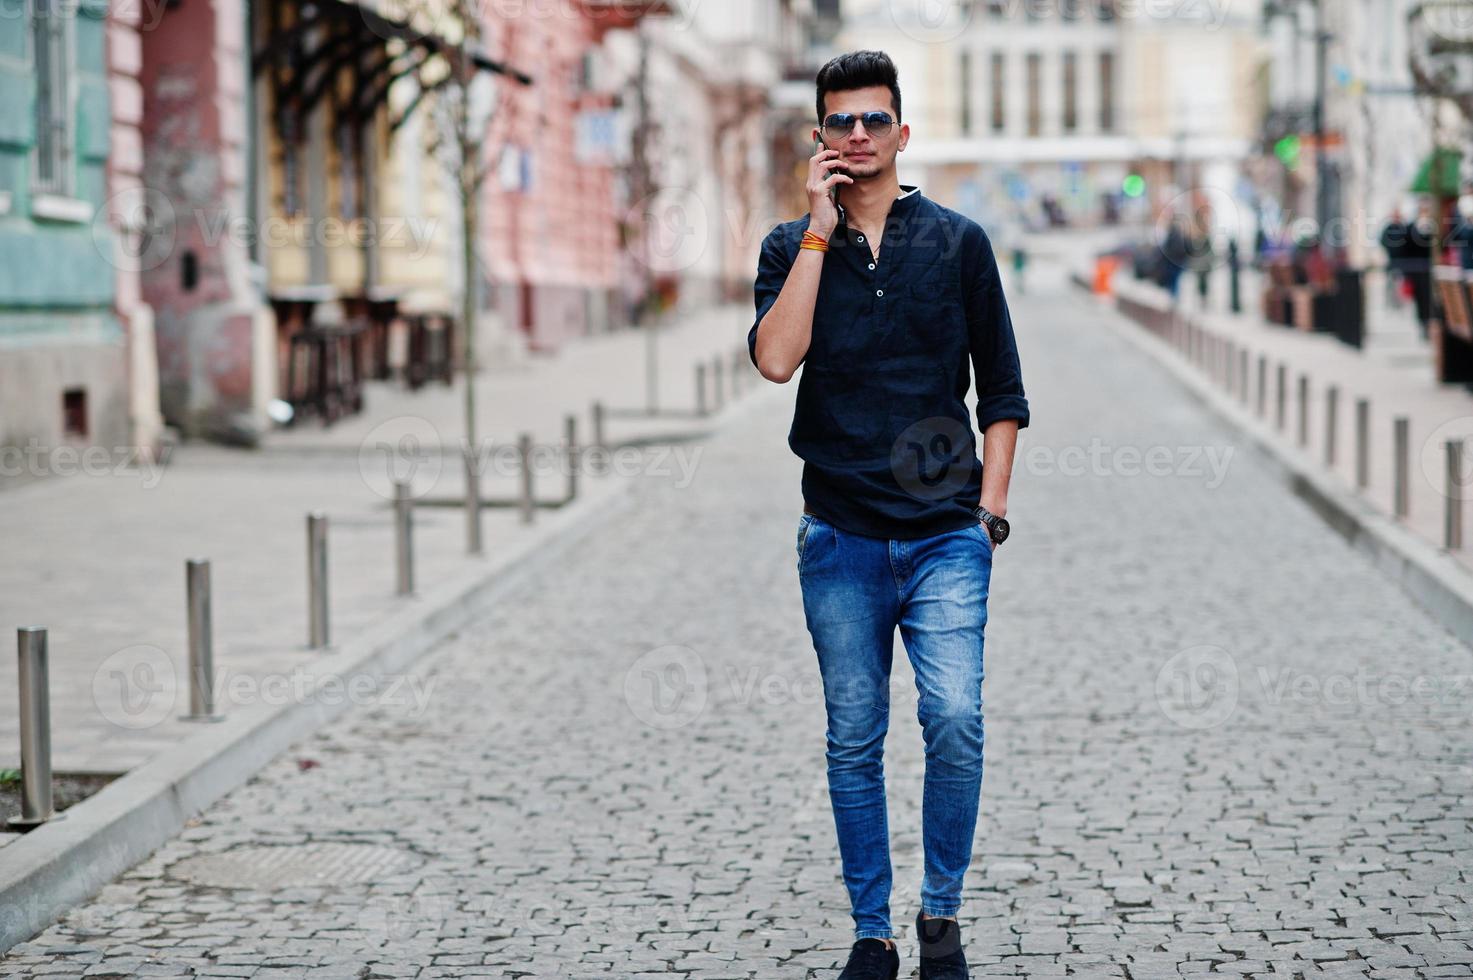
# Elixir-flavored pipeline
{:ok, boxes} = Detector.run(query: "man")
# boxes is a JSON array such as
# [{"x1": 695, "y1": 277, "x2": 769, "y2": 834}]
[{"x1": 748, "y1": 50, "x2": 1028, "y2": 980}]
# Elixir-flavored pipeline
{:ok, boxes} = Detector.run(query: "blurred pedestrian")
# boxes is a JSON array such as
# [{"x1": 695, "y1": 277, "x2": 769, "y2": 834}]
[{"x1": 1159, "y1": 214, "x2": 1190, "y2": 305}]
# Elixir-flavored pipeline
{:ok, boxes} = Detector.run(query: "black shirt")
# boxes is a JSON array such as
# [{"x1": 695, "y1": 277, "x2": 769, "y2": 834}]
[{"x1": 749, "y1": 185, "x2": 1030, "y2": 540}]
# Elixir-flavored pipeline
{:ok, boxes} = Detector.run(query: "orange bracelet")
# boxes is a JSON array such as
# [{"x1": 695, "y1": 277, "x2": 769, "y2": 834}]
[{"x1": 801, "y1": 230, "x2": 829, "y2": 253}]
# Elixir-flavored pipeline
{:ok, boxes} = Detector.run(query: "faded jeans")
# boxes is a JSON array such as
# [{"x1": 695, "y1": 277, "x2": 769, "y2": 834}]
[{"x1": 795, "y1": 511, "x2": 991, "y2": 941}]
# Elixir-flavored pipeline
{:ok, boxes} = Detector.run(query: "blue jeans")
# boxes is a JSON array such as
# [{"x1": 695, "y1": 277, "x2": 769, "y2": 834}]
[{"x1": 795, "y1": 511, "x2": 991, "y2": 941}]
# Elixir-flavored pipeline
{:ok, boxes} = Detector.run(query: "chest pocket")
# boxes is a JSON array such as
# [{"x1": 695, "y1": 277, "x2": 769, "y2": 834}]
[{"x1": 894, "y1": 274, "x2": 965, "y2": 359}]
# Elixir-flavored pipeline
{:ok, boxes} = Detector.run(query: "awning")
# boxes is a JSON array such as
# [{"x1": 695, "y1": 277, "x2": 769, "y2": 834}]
[
  {"x1": 1411, "y1": 147, "x2": 1463, "y2": 197},
  {"x1": 252, "y1": 0, "x2": 533, "y2": 135}
]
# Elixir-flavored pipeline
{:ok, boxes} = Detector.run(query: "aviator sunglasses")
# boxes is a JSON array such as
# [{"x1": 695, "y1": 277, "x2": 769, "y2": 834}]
[{"x1": 819, "y1": 110, "x2": 895, "y2": 142}]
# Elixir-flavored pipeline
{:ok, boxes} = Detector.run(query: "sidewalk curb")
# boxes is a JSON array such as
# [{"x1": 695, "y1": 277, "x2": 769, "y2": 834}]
[
  {"x1": 0, "y1": 373, "x2": 778, "y2": 954},
  {"x1": 1075, "y1": 280, "x2": 1473, "y2": 642}
]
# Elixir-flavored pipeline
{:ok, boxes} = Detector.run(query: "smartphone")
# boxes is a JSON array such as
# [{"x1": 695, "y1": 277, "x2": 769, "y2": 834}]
[{"x1": 817, "y1": 137, "x2": 844, "y2": 207}]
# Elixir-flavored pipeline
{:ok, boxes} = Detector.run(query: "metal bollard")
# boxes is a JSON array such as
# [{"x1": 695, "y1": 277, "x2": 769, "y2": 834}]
[
  {"x1": 394, "y1": 480, "x2": 414, "y2": 596},
  {"x1": 1296, "y1": 374, "x2": 1309, "y2": 447},
  {"x1": 1256, "y1": 355, "x2": 1267, "y2": 417},
  {"x1": 1447, "y1": 439, "x2": 1466, "y2": 551},
  {"x1": 565, "y1": 413, "x2": 579, "y2": 502},
  {"x1": 713, "y1": 355, "x2": 725, "y2": 411},
  {"x1": 308, "y1": 512, "x2": 329, "y2": 649},
  {"x1": 1274, "y1": 364, "x2": 1287, "y2": 431},
  {"x1": 695, "y1": 363, "x2": 708, "y2": 418},
  {"x1": 518, "y1": 433, "x2": 535, "y2": 525},
  {"x1": 464, "y1": 444, "x2": 483, "y2": 556},
  {"x1": 731, "y1": 348, "x2": 744, "y2": 396},
  {"x1": 182, "y1": 559, "x2": 222, "y2": 721},
  {"x1": 1355, "y1": 398, "x2": 1370, "y2": 490},
  {"x1": 1239, "y1": 349, "x2": 1249, "y2": 403},
  {"x1": 591, "y1": 401, "x2": 607, "y2": 453},
  {"x1": 1393, "y1": 416, "x2": 1410, "y2": 519},
  {"x1": 1324, "y1": 386, "x2": 1339, "y2": 467},
  {"x1": 10, "y1": 628, "x2": 53, "y2": 828}
]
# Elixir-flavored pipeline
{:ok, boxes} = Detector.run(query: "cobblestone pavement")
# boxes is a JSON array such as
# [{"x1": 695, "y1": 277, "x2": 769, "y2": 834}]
[{"x1": 3, "y1": 271, "x2": 1471, "y2": 977}]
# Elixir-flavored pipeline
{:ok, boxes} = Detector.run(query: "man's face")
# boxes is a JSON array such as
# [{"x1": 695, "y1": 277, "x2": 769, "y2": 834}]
[{"x1": 814, "y1": 85, "x2": 908, "y2": 181}]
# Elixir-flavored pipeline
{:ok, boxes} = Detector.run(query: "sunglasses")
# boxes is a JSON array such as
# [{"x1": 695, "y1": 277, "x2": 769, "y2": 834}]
[{"x1": 820, "y1": 110, "x2": 896, "y2": 141}]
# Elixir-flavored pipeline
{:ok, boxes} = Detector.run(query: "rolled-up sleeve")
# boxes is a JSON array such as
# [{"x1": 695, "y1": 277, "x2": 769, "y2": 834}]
[
  {"x1": 749, "y1": 226, "x2": 793, "y2": 369},
  {"x1": 965, "y1": 227, "x2": 1030, "y2": 431}
]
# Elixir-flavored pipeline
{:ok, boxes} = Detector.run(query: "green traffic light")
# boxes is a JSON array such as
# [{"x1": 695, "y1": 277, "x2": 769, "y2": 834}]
[
  {"x1": 1274, "y1": 135, "x2": 1300, "y2": 168},
  {"x1": 1122, "y1": 174, "x2": 1145, "y2": 198}
]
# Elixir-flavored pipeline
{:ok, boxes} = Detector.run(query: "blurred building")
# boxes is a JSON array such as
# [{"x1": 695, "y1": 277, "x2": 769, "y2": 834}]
[
  {"x1": 1257, "y1": 0, "x2": 1454, "y2": 267},
  {"x1": 835, "y1": 0, "x2": 1264, "y2": 237},
  {"x1": 136, "y1": 0, "x2": 671, "y2": 441},
  {"x1": 0, "y1": 0, "x2": 164, "y2": 466},
  {"x1": 595, "y1": 1, "x2": 824, "y2": 317}
]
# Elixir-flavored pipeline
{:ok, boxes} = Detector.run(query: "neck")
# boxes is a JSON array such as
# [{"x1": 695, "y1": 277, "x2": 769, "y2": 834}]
[{"x1": 838, "y1": 169, "x2": 904, "y2": 229}]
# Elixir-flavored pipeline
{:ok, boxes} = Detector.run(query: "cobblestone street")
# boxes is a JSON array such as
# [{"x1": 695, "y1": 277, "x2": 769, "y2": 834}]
[{"x1": 3, "y1": 276, "x2": 1471, "y2": 978}]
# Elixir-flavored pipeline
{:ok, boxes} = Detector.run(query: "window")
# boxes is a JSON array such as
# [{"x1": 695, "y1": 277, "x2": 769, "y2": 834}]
[
  {"x1": 63, "y1": 388, "x2": 87, "y2": 438},
  {"x1": 337, "y1": 121, "x2": 359, "y2": 221},
  {"x1": 1099, "y1": 51, "x2": 1116, "y2": 133},
  {"x1": 960, "y1": 50, "x2": 972, "y2": 136},
  {"x1": 31, "y1": 0, "x2": 73, "y2": 197},
  {"x1": 1026, "y1": 53, "x2": 1042, "y2": 137},
  {"x1": 1062, "y1": 51, "x2": 1077, "y2": 133},
  {"x1": 990, "y1": 52, "x2": 1006, "y2": 133},
  {"x1": 281, "y1": 111, "x2": 302, "y2": 218}
]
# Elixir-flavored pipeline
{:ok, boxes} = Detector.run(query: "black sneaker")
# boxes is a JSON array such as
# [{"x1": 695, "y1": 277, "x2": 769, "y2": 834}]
[
  {"x1": 915, "y1": 911, "x2": 968, "y2": 979},
  {"x1": 837, "y1": 937, "x2": 899, "y2": 980}
]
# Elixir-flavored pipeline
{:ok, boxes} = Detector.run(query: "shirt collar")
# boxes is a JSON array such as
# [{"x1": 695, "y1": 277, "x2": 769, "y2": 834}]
[{"x1": 835, "y1": 184, "x2": 923, "y2": 224}]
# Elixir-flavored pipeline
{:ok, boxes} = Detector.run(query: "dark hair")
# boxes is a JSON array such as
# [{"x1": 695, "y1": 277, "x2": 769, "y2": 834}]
[{"x1": 815, "y1": 50, "x2": 901, "y2": 125}]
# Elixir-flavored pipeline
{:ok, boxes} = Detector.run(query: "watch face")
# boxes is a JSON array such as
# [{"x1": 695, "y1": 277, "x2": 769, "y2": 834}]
[{"x1": 990, "y1": 518, "x2": 1010, "y2": 544}]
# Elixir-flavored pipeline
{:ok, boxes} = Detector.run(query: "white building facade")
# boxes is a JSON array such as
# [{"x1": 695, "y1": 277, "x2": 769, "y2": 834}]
[{"x1": 836, "y1": 0, "x2": 1264, "y2": 240}]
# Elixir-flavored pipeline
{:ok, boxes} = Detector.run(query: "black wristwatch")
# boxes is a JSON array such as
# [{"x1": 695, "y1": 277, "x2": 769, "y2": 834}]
[{"x1": 972, "y1": 505, "x2": 1010, "y2": 546}]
